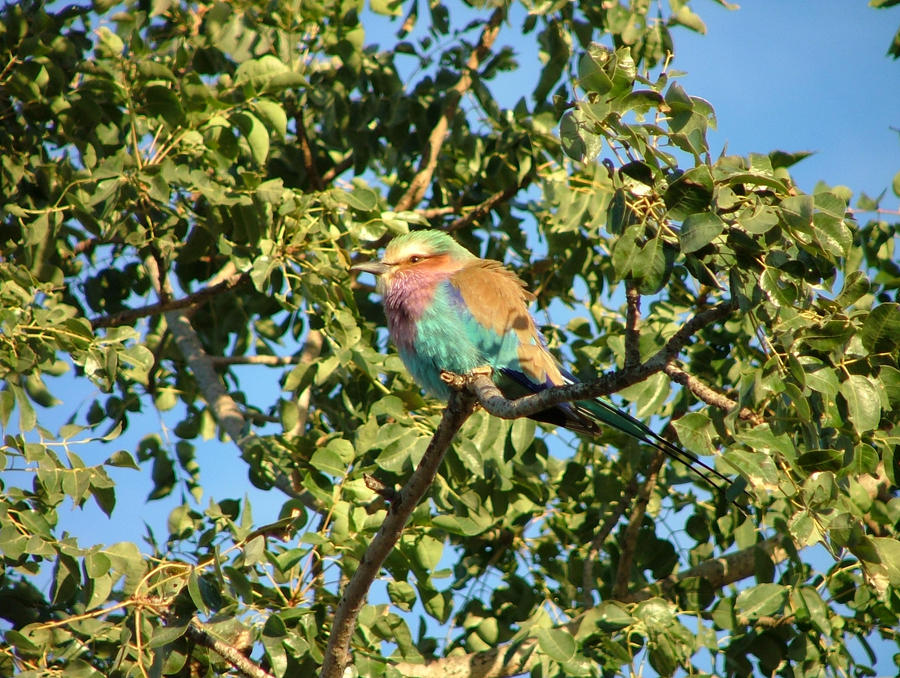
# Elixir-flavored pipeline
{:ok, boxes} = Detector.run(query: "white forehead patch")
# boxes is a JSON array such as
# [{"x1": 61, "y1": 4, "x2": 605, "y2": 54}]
[{"x1": 385, "y1": 239, "x2": 435, "y2": 262}]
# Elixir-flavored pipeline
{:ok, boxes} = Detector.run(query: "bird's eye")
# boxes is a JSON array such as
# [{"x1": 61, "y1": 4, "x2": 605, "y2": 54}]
[{"x1": 409, "y1": 255, "x2": 422, "y2": 264}]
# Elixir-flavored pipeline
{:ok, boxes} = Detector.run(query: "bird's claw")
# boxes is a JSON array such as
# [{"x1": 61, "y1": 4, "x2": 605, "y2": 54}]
[{"x1": 440, "y1": 366, "x2": 492, "y2": 391}]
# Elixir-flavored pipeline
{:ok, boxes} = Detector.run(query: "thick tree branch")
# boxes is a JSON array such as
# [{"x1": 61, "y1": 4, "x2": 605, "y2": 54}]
[
  {"x1": 617, "y1": 535, "x2": 790, "y2": 603},
  {"x1": 664, "y1": 363, "x2": 765, "y2": 425},
  {"x1": 90, "y1": 272, "x2": 247, "y2": 328},
  {"x1": 319, "y1": 390, "x2": 477, "y2": 678},
  {"x1": 394, "y1": 7, "x2": 506, "y2": 211},
  {"x1": 392, "y1": 536, "x2": 793, "y2": 678}
]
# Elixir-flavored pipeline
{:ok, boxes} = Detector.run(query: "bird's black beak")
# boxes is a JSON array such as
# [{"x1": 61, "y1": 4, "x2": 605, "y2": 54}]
[{"x1": 351, "y1": 260, "x2": 390, "y2": 276}]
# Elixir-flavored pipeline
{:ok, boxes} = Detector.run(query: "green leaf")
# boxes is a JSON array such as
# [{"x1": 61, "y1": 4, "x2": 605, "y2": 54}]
[
  {"x1": 309, "y1": 447, "x2": 345, "y2": 476},
  {"x1": 370, "y1": 0, "x2": 403, "y2": 16},
  {"x1": 797, "y1": 448, "x2": 843, "y2": 474},
  {"x1": 148, "y1": 623, "x2": 189, "y2": 648},
  {"x1": 671, "y1": 411, "x2": 715, "y2": 456},
  {"x1": 252, "y1": 100, "x2": 288, "y2": 139},
  {"x1": 233, "y1": 111, "x2": 269, "y2": 165},
  {"x1": 535, "y1": 627, "x2": 576, "y2": 662},
  {"x1": 735, "y1": 583, "x2": 787, "y2": 619},
  {"x1": 860, "y1": 303, "x2": 900, "y2": 353},
  {"x1": 509, "y1": 418, "x2": 536, "y2": 455},
  {"x1": 664, "y1": 166, "x2": 714, "y2": 219},
  {"x1": 560, "y1": 110, "x2": 587, "y2": 160},
  {"x1": 188, "y1": 570, "x2": 210, "y2": 615},
  {"x1": 839, "y1": 375, "x2": 882, "y2": 432},
  {"x1": 387, "y1": 580, "x2": 416, "y2": 611},
  {"x1": 834, "y1": 270, "x2": 870, "y2": 308},
  {"x1": 759, "y1": 268, "x2": 797, "y2": 307}
]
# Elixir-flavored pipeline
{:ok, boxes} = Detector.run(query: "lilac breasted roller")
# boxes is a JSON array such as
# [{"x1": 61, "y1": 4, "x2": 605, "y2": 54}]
[{"x1": 352, "y1": 229, "x2": 732, "y2": 490}]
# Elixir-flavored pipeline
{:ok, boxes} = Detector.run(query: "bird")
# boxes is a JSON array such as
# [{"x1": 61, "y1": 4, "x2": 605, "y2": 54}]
[{"x1": 352, "y1": 229, "x2": 733, "y2": 493}]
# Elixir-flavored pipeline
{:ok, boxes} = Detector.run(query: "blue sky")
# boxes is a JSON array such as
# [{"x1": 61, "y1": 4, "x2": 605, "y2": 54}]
[
  {"x1": 675, "y1": 1, "x2": 900, "y2": 201},
  {"x1": 9, "y1": 0, "x2": 900, "y2": 672}
]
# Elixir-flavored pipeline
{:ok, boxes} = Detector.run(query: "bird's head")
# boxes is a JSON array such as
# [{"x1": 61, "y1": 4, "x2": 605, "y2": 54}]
[{"x1": 351, "y1": 230, "x2": 476, "y2": 293}]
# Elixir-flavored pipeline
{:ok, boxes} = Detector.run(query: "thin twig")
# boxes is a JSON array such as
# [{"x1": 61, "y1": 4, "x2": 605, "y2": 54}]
[
  {"x1": 581, "y1": 473, "x2": 641, "y2": 608},
  {"x1": 319, "y1": 390, "x2": 477, "y2": 678},
  {"x1": 447, "y1": 182, "x2": 522, "y2": 232},
  {"x1": 664, "y1": 363, "x2": 764, "y2": 425},
  {"x1": 90, "y1": 273, "x2": 247, "y2": 328},
  {"x1": 208, "y1": 355, "x2": 305, "y2": 367},
  {"x1": 394, "y1": 7, "x2": 506, "y2": 211},
  {"x1": 624, "y1": 282, "x2": 642, "y2": 369},
  {"x1": 185, "y1": 622, "x2": 272, "y2": 678},
  {"x1": 611, "y1": 451, "x2": 664, "y2": 599}
]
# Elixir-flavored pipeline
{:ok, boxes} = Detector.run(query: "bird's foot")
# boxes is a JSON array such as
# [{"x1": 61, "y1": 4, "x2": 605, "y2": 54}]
[
  {"x1": 440, "y1": 370, "x2": 468, "y2": 390},
  {"x1": 440, "y1": 366, "x2": 492, "y2": 391}
]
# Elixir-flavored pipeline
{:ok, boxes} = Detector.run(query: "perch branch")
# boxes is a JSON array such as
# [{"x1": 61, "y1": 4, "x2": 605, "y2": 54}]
[
  {"x1": 394, "y1": 7, "x2": 506, "y2": 211},
  {"x1": 456, "y1": 301, "x2": 736, "y2": 421},
  {"x1": 319, "y1": 389, "x2": 477, "y2": 678}
]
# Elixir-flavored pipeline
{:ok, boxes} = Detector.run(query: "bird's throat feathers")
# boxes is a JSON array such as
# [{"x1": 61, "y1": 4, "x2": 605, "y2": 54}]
[{"x1": 382, "y1": 254, "x2": 460, "y2": 350}]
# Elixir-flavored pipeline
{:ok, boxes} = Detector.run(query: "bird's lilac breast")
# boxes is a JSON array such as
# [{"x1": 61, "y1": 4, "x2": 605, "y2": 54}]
[{"x1": 383, "y1": 270, "x2": 441, "y2": 351}]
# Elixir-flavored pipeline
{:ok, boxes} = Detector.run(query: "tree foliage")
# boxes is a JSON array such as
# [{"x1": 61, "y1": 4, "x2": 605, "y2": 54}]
[{"x1": 1, "y1": 1, "x2": 899, "y2": 677}]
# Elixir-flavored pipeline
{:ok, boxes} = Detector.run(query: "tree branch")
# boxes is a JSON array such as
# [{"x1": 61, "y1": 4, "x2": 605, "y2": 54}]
[
  {"x1": 320, "y1": 153, "x2": 354, "y2": 185},
  {"x1": 624, "y1": 283, "x2": 641, "y2": 370},
  {"x1": 90, "y1": 272, "x2": 247, "y2": 328},
  {"x1": 185, "y1": 621, "x2": 272, "y2": 678},
  {"x1": 394, "y1": 7, "x2": 506, "y2": 211},
  {"x1": 617, "y1": 535, "x2": 790, "y2": 603},
  {"x1": 447, "y1": 182, "x2": 522, "y2": 232},
  {"x1": 207, "y1": 354, "x2": 304, "y2": 366},
  {"x1": 582, "y1": 472, "x2": 641, "y2": 608},
  {"x1": 664, "y1": 363, "x2": 764, "y2": 425},
  {"x1": 143, "y1": 257, "x2": 311, "y2": 504},
  {"x1": 296, "y1": 113, "x2": 324, "y2": 191},
  {"x1": 319, "y1": 389, "x2": 477, "y2": 678},
  {"x1": 611, "y1": 451, "x2": 664, "y2": 599},
  {"x1": 452, "y1": 300, "x2": 735, "y2": 422}
]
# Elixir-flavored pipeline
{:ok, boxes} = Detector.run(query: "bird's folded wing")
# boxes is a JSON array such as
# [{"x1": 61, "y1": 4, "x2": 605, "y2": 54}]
[{"x1": 448, "y1": 260, "x2": 565, "y2": 386}]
